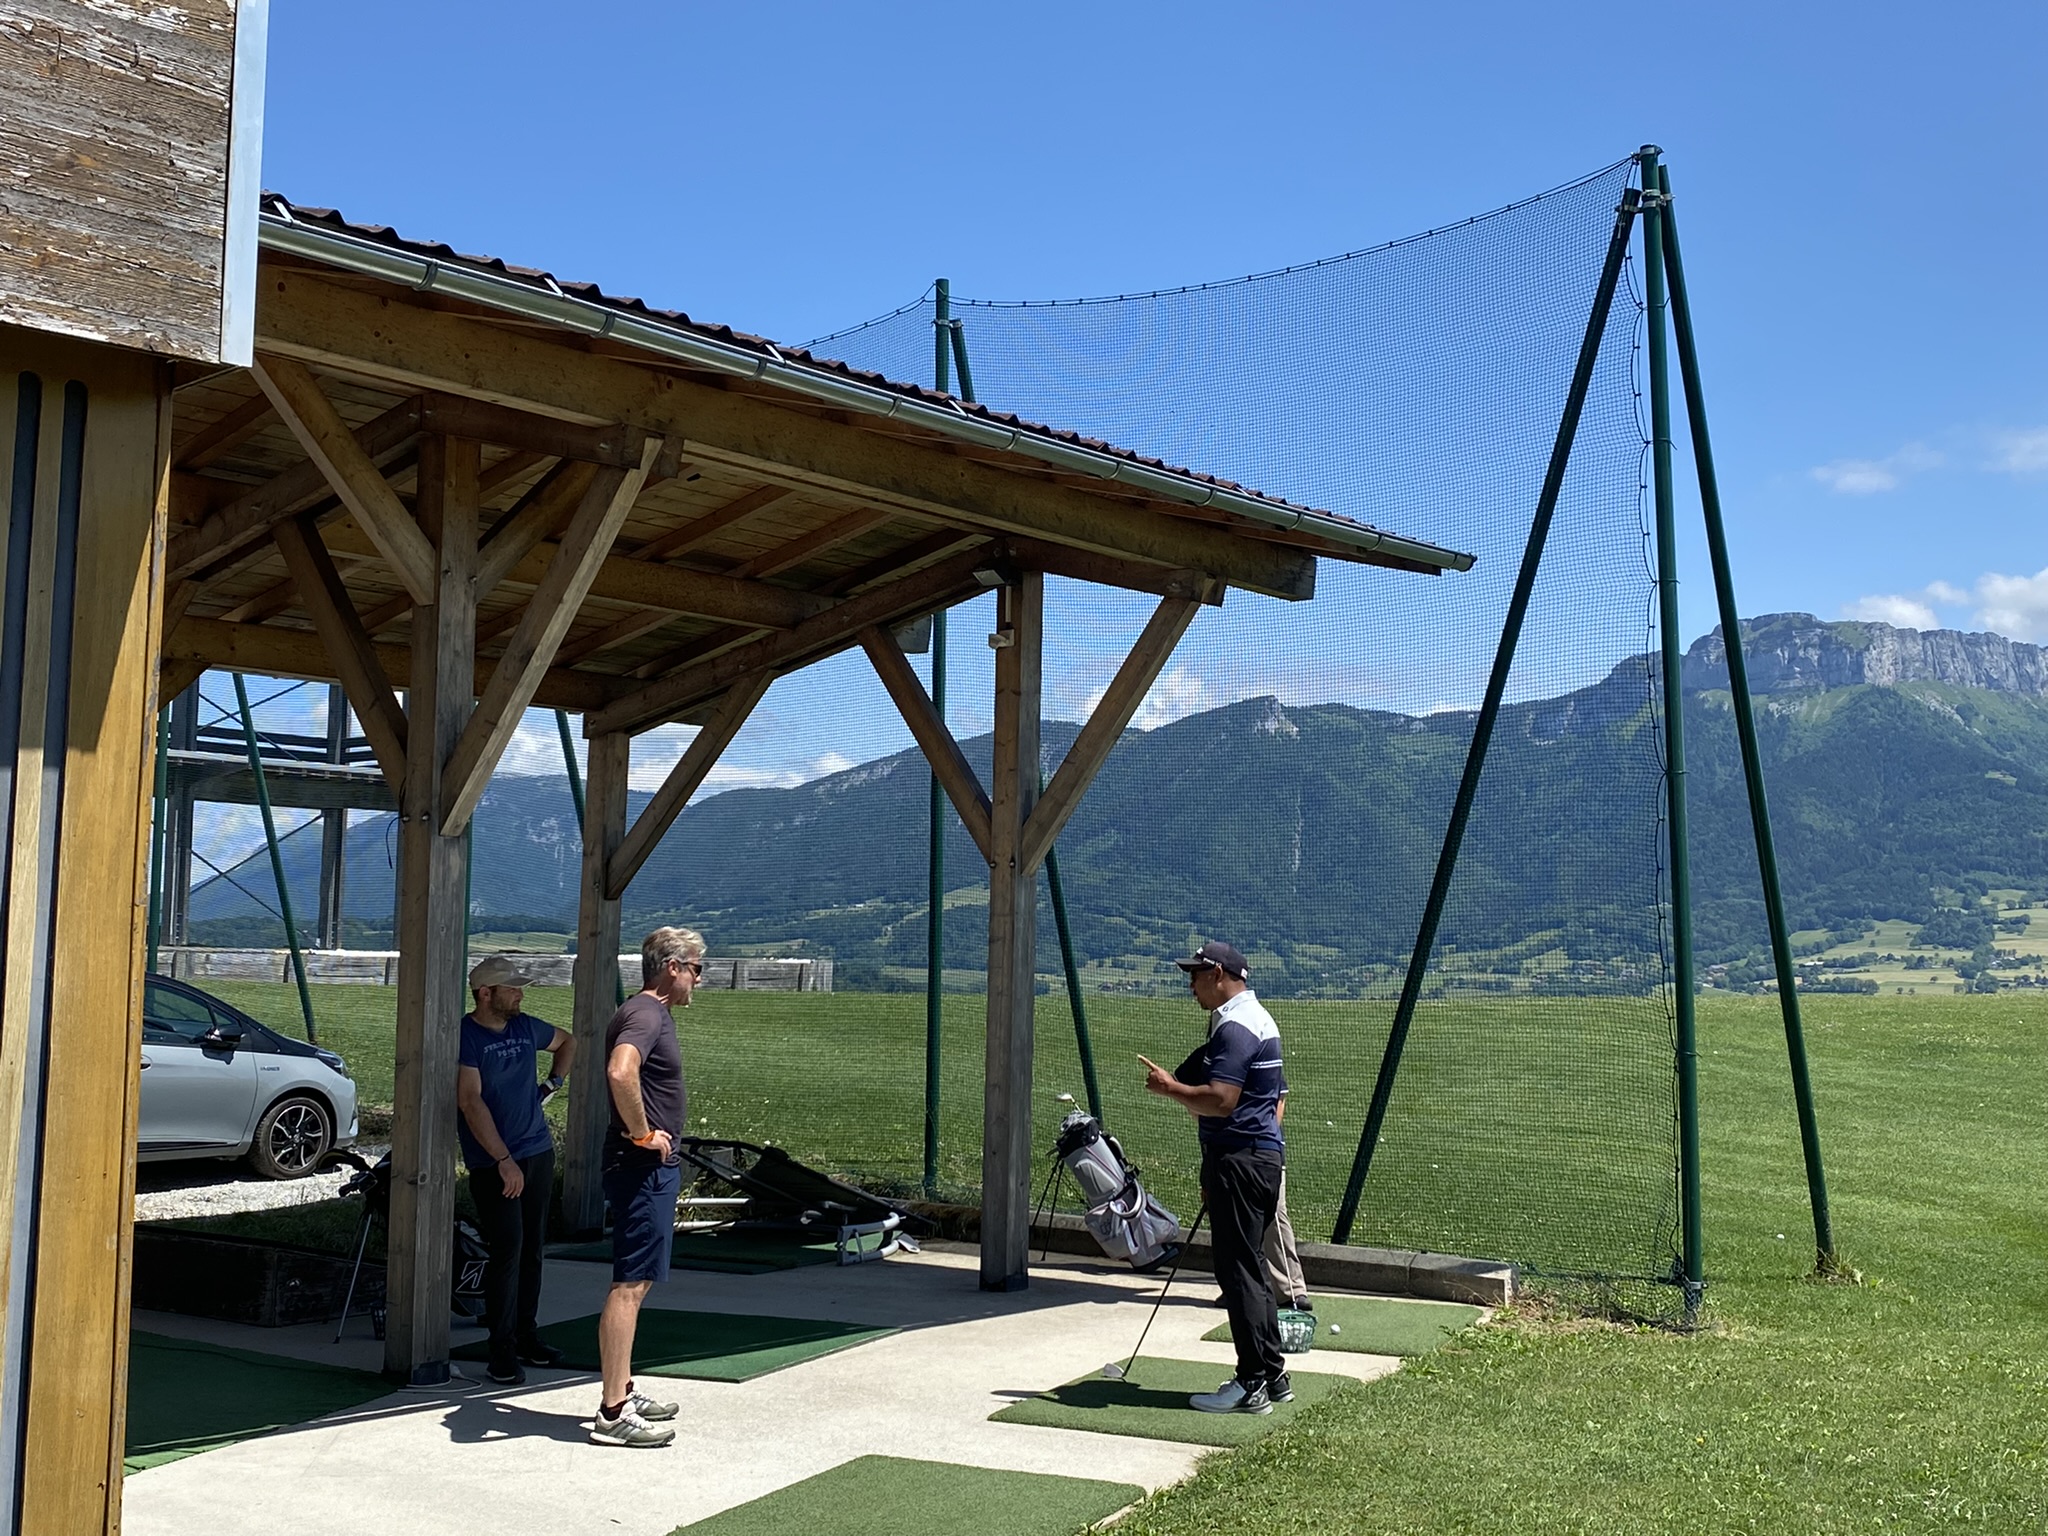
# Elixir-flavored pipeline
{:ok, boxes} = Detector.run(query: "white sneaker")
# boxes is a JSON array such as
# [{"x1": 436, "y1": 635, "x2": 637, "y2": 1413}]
[
  {"x1": 1189, "y1": 1377, "x2": 1272, "y2": 1414},
  {"x1": 628, "y1": 1386, "x2": 679, "y2": 1422},
  {"x1": 590, "y1": 1401, "x2": 676, "y2": 1447}
]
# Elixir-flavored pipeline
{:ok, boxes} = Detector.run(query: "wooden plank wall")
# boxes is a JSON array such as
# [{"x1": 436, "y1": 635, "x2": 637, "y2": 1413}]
[
  {"x1": 0, "y1": 1, "x2": 239, "y2": 360},
  {"x1": 0, "y1": 324, "x2": 172, "y2": 1534}
]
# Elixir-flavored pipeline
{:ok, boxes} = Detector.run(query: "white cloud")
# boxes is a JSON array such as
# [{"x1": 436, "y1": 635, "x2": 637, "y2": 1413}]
[
  {"x1": 1083, "y1": 664, "x2": 1227, "y2": 731},
  {"x1": 1925, "y1": 580, "x2": 1971, "y2": 605},
  {"x1": 1991, "y1": 427, "x2": 2048, "y2": 474},
  {"x1": 1842, "y1": 593, "x2": 1940, "y2": 629},
  {"x1": 1973, "y1": 567, "x2": 2048, "y2": 643},
  {"x1": 1808, "y1": 442, "x2": 1941, "y2": 495}
]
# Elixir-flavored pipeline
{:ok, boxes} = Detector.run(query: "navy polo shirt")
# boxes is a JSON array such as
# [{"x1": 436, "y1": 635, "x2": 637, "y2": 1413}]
[
  {"x1": 457, "y1": 1011, "x2": 557, "y2": 1171},
  {"x1": 1173, "y1": 990, "x2": 1286, "y2": 1153}
]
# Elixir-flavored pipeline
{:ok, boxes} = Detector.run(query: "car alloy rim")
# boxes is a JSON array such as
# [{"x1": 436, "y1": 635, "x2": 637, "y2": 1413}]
[{"x1": 270, "y1": 1102, "x2": 326, "y2": 1171}]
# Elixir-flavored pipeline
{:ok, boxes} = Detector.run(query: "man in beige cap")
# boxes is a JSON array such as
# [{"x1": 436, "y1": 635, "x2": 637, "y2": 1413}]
[{"x1": 456, "y1": 954, "x2": 575, "y2": 1385}]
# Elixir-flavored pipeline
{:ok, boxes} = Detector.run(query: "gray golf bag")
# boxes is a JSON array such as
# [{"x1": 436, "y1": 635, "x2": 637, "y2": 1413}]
[{"x1": 1052, "y1": 1111, "x2": 1184, "y2": 1271}]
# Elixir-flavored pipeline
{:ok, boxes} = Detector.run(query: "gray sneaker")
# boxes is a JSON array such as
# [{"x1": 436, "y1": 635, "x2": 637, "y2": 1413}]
[
  {"x1": 627, "y1": 1386, "x2": 679, "y2": 1422},
  {"x1": 1190, "y1": 1377, "x2": 1272, "y2": 1415},
  {"x1": 590, "y1": 1402, "x2": 676, "y2": 1448}
]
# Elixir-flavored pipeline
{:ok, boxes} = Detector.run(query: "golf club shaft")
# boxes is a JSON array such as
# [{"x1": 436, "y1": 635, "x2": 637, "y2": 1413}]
[{"x1": 1120, "y1": 1203, "x2": 1207, "y2": 1376}]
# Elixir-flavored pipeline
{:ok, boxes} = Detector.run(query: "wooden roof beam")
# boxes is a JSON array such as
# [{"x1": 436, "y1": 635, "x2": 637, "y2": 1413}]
[
  {"x1": 257, "y1": 269, "x2": 1318, "y2": 601},
  {"x1": 272, "y1": 515, "x2": 410, "y2": 786},
  {"x1": 163, "y1": 615, "x2": 620, "y2": 713},
  {"x1": 860, "y1": 625, "x2": 993, "y2": 861},
  {"x1": 588, "y1": 546, "x2": 996, "y2": 736}
]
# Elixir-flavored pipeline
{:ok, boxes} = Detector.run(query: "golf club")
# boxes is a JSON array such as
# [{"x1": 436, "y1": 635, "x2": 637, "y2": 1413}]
[{"x1": 1100, "y1": 1202, "x2": 1206, "y2": 1382}]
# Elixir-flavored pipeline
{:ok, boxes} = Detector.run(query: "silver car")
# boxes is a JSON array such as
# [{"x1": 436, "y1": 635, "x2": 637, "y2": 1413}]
[{"x1": 139, "y1": 975, "x2": 359, "y2": 1178}]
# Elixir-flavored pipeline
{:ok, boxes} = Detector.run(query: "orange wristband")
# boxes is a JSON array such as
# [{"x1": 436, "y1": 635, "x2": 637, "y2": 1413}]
[{"x1": 630, "y1": 1130, "x2": 661, "y2": 1148}]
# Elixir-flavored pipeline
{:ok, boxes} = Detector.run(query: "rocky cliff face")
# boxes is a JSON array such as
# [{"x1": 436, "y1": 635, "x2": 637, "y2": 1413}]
[{"x1": 1685, "y1": 613, "x2": 2048, "y2": 697}]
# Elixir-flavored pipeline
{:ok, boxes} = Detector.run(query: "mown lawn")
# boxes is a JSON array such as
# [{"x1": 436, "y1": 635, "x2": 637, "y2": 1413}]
[{"x1": 194, "y1": 984, "x2": 2045, "y2": 1530}]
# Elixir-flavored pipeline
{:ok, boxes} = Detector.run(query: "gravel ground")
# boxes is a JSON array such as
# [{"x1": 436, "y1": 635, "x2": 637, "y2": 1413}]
[{"x1": 134, "y1": 1146, "x2": 388, "y2": 1223}]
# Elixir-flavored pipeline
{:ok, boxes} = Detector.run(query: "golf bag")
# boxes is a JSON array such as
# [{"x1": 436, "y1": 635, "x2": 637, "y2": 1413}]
[{"x1": 1052, "y1": 1111, "x2": 1184, "y2": 1271}]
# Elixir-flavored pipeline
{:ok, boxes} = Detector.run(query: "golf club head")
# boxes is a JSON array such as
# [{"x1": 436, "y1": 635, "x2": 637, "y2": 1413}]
[{"x1": 1099, "y1": 1362, "x2": 1128, "y2": 1380}]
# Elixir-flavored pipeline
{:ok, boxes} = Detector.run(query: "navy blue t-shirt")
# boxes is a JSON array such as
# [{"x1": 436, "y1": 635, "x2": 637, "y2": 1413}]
[
  {"x1": 457, "y1": 1012, "x2": 557, "y2": 1170},
  {"x1": 1173, "y1": 991, "x2": 1286, "y2": 1152}
]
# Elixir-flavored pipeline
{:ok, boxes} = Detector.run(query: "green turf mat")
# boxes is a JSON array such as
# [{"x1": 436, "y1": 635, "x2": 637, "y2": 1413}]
[
  {"x1": 454, "y1": 1307, "x2": 895, "y2": 1382},
  {"x1": 990, "y1": 1356, "x2": 1348, "y2": 1447},
  {"x1": 671, "y1": 1455, "x2": 1142, "y2": 1535},
  {"x1": 125, "y1": 1332, "x2": 393, "y2": 1473},
  {"x1": 546, "y1": 1230, "x2": 841, "y2": 1274},
  {"x1": 1203, "y1": 1295, "x2": 1485, "y2": 1356}
]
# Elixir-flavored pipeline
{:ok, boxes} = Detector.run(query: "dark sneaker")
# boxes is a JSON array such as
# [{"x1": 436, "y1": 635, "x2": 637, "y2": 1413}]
[
  {"x1": 590, "y1": 1402, "x2": 676, "y2": 1448},
  {"x1": 1269, "y1": 1371, "x2": 1294, "y2": 1402},
  {"x1": 486, "y1": 1353, "x2": 527, "y2": 1386},
  {"x1": 516, "y1": 1336, "x2": 566, "y2": 1368},
  {"x1": 1190, "y1": 1377, "x2": 1272, "y2": 1414}
]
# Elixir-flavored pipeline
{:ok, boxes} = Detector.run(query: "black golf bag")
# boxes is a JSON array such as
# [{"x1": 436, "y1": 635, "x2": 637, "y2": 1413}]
[
  {"x1": 333, "y1": 1150, "x2": 490, "y2": 1340},
  {"x1": 1051, "y1": 1111, "x2": 1184, "y2": 1271}
]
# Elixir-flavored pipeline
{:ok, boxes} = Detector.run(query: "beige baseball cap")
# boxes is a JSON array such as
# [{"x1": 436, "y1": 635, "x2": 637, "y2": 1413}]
[{"x1": 468, "y1": 954, "x2": 536, "y2": 989}]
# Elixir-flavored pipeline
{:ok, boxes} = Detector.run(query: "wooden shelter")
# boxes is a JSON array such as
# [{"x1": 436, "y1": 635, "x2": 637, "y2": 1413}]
[{"x1": 154, "y1": 199, "x2": 1474, "y2": 1382}]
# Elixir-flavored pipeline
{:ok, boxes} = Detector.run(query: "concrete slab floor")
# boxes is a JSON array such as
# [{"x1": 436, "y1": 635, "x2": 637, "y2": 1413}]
[{"x1": 121, "y1": 1242, "x2": 1410, "y2": 1536}]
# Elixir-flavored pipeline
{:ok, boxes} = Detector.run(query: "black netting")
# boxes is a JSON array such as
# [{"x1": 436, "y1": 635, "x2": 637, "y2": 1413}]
[{"x1": 783, "y1": 156, "x2": 1682, "y2": 1310}]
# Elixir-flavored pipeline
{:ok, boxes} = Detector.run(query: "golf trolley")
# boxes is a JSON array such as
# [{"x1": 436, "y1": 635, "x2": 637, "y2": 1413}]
[{"x1": 331, "y1": 1149, "x2": 490, "y2": 1342}]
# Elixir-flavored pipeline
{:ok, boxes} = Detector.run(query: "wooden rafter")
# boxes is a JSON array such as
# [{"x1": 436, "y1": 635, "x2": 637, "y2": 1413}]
[
  {"x1": 165, "y1": 394, "x2": 420, "y2": 580},
  {"x1": 860, "y1": 625, "x2": 993, "y2": 861},
  {"x1": 631, "y1": 484, "x2": 791, "y2": 562},
  {"x1": 727, "y1": 506, "x2": 896, "y2": 581},
  {"x1": 272, "y1": 515, "x2": 411, "y2": 786},
  {"x1": 589, "y1": 545, "x2": 996, "y2": 736},
  {"x1": 175, "y1": 390, "x2": 274, "y2": 470},
  {"x1": 1016, "y1": 594, "x2": 1201, "y2": 876},
  {"x1": 441, "y1": 439, "x2": 663, "y2": 833},
  {"x1": 252, "y1": 354, "x2": 438, "y2": 605},
  {"x1": 605, "y1": 674, "x2": 773, "y2": 900}
]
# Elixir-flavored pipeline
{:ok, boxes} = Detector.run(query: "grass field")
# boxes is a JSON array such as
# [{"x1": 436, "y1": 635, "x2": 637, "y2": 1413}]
[{"x1": 191, "y1": 984, "x2": 2046, "y2": 1530}]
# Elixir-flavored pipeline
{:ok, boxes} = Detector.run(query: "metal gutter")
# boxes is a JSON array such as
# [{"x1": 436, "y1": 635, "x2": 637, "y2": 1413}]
[{"x1": 257, "y1": 212, "x2": 1475, "y2": 575}]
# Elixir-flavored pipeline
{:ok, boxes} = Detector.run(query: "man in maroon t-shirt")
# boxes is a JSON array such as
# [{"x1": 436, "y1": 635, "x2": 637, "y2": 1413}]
[{"x1": 590, "y1": 925, "x2": 703, "y2": 1449}]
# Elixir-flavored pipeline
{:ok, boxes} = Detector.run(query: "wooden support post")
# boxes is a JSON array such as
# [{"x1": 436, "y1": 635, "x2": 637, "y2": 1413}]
[
  {"x1": 273, "y1": 514, "x2": 409, "y2": 786},
  {"x1": 0, "y1": 334, "x2": 171, "y2": 1533},
  {"x1": 564, "y1": 731, "x2": 630, "y2": 1234},
  {"x1": 981, "y1": 571, "x2": 1041, "y2": 1291},
  {"x1": 860, "y1": 624, "x2": 993, "y2": 861},
  {"x1": 607, "y1": 675, "x2": 772, "y2": 900},
  {"x1": 384, "y1": 433, "x2": 477, "y2": 1383}
]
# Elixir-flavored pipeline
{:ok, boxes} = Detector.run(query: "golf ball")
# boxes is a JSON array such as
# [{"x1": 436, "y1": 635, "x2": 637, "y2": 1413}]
[{"x1": 1329, "y1": 1324, "x2": 1341, "y2": 1335}]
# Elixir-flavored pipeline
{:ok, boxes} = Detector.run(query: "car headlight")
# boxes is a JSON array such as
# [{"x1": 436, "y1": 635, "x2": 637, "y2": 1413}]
[{"x1": 314, "y1": 1048, "x2": 350, "y2": 1079}]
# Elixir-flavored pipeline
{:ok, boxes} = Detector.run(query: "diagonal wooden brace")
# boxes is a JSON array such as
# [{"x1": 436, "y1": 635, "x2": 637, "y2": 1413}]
[
  {"x1": 861, "y1": 624, "x2": 994, "y2": 863},
  {"x1": 252, "y1": 354, "x2": 439, "y2": 606},
  {"x1": 440, "y1": 438, "x2": 663, "y2": 834},
  {"x1": 1017, "y1": 594, "x2": 1202, "y2": 876},
  {"x1": 273, "y1": 515, "x2": 410, "y2": 787},
  {"x1": 605, "y1": 673, "x2": 775, "y2": 901}
]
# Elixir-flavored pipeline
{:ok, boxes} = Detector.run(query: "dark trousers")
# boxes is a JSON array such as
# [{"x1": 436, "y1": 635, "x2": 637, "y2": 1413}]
[
  {"x1": 1203, "y1": 1143, "x2": 1287, "y2": 1389},
  {"x1": 468, "y1": 1147, "x2": 554, "y2": 1353}
]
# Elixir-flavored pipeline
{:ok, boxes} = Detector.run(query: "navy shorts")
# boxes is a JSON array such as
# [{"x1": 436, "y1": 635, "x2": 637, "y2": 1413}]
[{"x1": 603, "y1": 1159, "x2": 682, "y2": 1284}]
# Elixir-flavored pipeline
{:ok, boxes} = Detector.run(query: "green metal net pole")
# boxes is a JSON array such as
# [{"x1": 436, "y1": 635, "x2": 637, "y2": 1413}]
[
  {"x1": 923, "y1": 279, "x2": 953, "y2": 1196},
  {"x1": 1331, "y1": 184, "x2": 1643, "y2": 1246},
  {"x1": 558, "y1": 708, "x2": 624, "y2": 1006},
  {"x1": 1640, "y1": 146, "x2": 1705, "y2": 1315},
  {"x1": 1041, "y1": 776, "x2": 1104, "y2": 1122},
  {"x1": 1656, "y1": 162, "x2": 1836, "y2": 1270},
  {"x1": 233, "y1": 673, "x2": 318, "y2": 1045},
  {"x1": 146, "y1": 704, "x2": 170, "y2": 974}
]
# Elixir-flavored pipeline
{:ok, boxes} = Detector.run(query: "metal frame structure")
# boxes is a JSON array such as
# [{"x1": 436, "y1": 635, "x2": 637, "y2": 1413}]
[{"x1": 1329, "y1": 150, "x2": 1837, "y2": 1316}]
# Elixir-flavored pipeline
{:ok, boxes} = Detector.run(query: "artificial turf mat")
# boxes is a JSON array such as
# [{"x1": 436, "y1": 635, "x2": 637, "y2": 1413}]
[
  {"x1": 671, "y1": 1455, "x2": 1143, "y2": 1535},
  {"x1": 546, "y1": 1230, "x2": 841, "y2": 1274},
  {"x1": 454, "y1": 1307, "x2": 895, "y2": 1381},
  {"x1": 1203, "y1": 1295, "x2": 1484, "y2": 1356},
  {"x1": 990, "y1": 1356, "x2": 1348, "y2": 1447},
  {"x1": 124, "y1": 1332, "x2": 393, "y2": 1473}
]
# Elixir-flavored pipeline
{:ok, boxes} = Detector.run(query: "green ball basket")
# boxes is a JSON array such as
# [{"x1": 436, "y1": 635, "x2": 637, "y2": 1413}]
[{"x1": 1277, "y1": 1307, "x2": 1318, "y2": 1354}]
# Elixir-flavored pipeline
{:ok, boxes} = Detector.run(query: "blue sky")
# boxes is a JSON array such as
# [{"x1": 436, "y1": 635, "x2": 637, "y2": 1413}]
[{"x1": 205, "y1": 1, "x2": 2047, "y2": 876}]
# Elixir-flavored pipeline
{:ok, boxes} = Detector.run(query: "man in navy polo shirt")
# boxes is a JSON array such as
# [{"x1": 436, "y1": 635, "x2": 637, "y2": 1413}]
[
  {"x1": 1138, "y1": 940, "x2": 1289, "y2": 1414},
  {"x1": 456, "y1": 954, "x2": 575, "y2": 1385}
]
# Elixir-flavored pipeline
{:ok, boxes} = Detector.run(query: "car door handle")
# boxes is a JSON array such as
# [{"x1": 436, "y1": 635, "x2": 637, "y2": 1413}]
[{"x1": 139, "y1": 1058, "x2": 152, "y2": 1069}]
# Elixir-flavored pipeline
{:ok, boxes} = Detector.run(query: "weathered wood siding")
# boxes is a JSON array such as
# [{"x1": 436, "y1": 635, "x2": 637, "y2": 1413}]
[{"x1": 0, "y1": 1, "x2": 242, "y2": 361}]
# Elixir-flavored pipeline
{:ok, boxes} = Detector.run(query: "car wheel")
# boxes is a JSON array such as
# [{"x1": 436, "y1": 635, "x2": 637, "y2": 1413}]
[{"x1": 249, "y1": 1095, "x2": 333, "y2": 1179}]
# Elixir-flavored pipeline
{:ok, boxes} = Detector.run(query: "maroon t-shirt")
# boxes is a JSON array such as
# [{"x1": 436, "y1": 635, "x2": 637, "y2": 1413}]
[{"x1": 603, "y1": 992, "x2": 684, "y2": 1169}]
